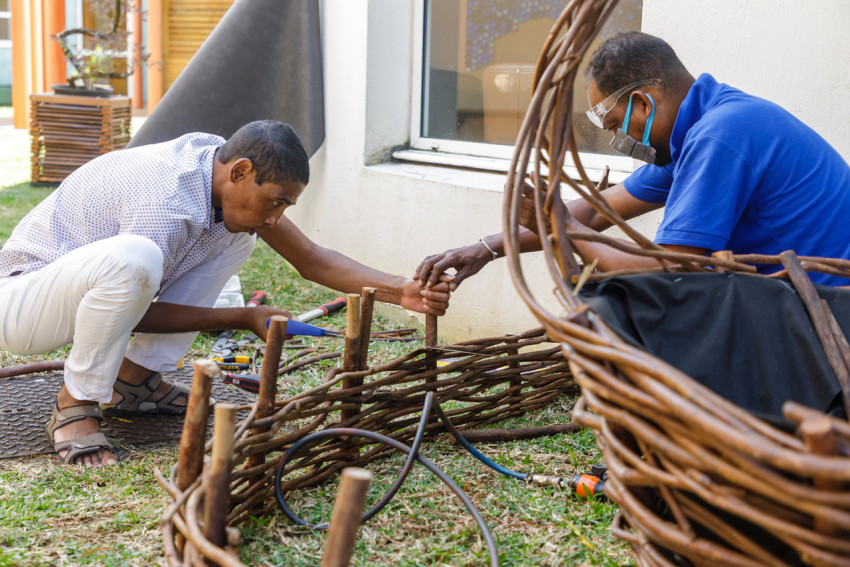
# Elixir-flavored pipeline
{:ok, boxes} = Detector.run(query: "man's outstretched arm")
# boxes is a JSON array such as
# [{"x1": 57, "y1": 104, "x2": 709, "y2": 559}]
[
  {"x1": 414, "y1": 181, "x2": 663, "y2": 290},
  {"x1": 134, "y1": 303, "x2": 289, "y2": 341},
  {"x1": 260, "y1": 216, "x2": 451, "y2": 315}
]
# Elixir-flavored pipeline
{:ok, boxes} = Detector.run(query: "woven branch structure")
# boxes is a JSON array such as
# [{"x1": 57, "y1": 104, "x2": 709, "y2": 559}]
[
  {"x1": 503, "y1": 1, "x2": 850, "y2": 566},
  {"x1": 157, "y1": 316, "x2": 577, "y2": 566},
  {"x1": 157, "y1": 2, "x2": 850, "y2": 565}
]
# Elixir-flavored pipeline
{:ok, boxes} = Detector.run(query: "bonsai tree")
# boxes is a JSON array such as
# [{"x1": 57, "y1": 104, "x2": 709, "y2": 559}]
[{"x1": 53, "y1": 0, "x2": 148, "y2": 94}]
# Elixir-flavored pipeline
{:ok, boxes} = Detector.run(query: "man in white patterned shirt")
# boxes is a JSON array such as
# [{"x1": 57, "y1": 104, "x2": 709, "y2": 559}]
[{"x1": 0, "y1": 120, "x2": 450, "y2": 467}]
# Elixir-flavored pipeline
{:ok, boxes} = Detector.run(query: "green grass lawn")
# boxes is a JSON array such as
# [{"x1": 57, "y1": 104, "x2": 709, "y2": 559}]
[{"x1": 0, "y1": 110, "x2": 631, "y2": 566}]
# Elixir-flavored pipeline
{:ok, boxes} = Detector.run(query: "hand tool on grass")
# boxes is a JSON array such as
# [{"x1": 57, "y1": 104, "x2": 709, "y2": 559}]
[
  {"x1": 268, "y1": 318, "x2": 418, "y2": 340},
  {"x1": 216, "y1": 362, "x2": 251, "y2": 372},
  {"x1": 223, "y1": 372, "x2": 261, "y2": 392},
  {"x1": 295, "y1": 296, "x2": 346, "y2": 322},
  {"x1": 246, "y1": 290, "x2": 267, "y2": 307},
  {"x1": 209, "y1": 332, "x2": 259, "y2": 358},
  {"x1": 284, "y1": 319, "x2": 343, "y2": 337},
  {"x1": 213, "y1": 355, "x2": 253, "y2": 364}
]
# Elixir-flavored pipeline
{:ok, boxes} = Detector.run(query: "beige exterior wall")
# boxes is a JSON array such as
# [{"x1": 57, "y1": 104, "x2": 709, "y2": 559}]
[{"x1": 289, "y1": 0, "x2": 849, "y2": 342}]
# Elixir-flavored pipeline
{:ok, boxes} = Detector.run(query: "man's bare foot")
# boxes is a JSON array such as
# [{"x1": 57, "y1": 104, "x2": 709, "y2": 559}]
[{"x1": 52, "y1": 388, "x2": 119, "y2": 467}]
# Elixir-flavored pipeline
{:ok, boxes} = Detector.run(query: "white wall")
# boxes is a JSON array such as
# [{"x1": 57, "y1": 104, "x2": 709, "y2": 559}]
[
  {"x1": 289, "y1": 0, "x2": 850, "y2": 342},
  {"x1": 643, "y1": 0, "x2": 850, "y2": 160}
]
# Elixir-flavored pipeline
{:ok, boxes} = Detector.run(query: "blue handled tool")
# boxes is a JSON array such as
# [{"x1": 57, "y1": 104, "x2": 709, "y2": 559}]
[
  {"x1": 286, "y1": 319, "x2": 341, "y2": 336},
  {"x1": 266, "y1": 318, "x2": 342, "y2": 337}
]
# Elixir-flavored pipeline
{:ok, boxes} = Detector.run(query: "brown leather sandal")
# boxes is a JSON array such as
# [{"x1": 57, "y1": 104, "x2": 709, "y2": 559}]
[
  {"x1": 102, "y1": 372, "x2": 213, "y2": 416},
  {"x1": 45, "y1": 403, "x2": 118, "y2": 465}
]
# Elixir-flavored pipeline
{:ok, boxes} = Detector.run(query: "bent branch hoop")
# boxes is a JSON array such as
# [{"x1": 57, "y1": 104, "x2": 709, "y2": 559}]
[
  {"x1": 157, "y1": 318, "x2": 577, "y2": 566},
  {"x1": 505, "y1": 1, "x2": 850, "y2": 565}
]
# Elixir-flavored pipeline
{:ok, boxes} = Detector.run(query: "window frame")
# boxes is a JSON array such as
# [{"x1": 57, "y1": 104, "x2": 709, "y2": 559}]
[{"x1": 403, "y1": 0, "x2": 638, "y2": 183}]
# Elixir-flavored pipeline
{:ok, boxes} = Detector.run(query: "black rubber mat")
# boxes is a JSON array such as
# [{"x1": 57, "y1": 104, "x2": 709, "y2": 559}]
[{"x1": 0, "y1": 367, "x2": 255, "y2": 459}]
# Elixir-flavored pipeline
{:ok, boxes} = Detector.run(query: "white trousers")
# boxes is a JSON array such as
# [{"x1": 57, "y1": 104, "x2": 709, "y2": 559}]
[{"x1": 0, "y1": 233, "x2": 255, "y2": 402}]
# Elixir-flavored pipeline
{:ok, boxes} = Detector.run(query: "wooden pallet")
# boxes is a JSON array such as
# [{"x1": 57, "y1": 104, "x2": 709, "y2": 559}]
[{"x1": 29, "y1": 93, "x2": 132, "y2": 183}]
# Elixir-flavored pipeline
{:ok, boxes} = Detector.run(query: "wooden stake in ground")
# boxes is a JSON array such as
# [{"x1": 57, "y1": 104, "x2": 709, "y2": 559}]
[
  {"x1": 204, "y1": 402, "x2": 237, "y2": 548},
  {"x1": 356, "y1": 287, "x2": 377, "y2": 371},
  {"x1": 248, "y1": 315, "x2": 287, "y2": 477},
  {"x1": 177, "y1": 360, "x2": 219, "y2": 491},
  {"x1": 320, "y1": 467, "x2": 373, "y2": 567},
  {"x1": 341, "y1": 294, "x2": 362, "y2": 425}
]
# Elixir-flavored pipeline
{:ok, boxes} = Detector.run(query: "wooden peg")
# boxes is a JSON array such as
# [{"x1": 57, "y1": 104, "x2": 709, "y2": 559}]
[
  {"x1": 177, "y1": 360, "x2": 218, "y2": 491},
  {"x1": 203, "y1": 403, "x2": 237, "y2": 548},
  {"x1": 343, "y1": 294, "x2": 362, "y2": 374},
  {"x1": 425, "y1": 313, "x2": 438, "y2": 349},
  {"x1": 320, "y1": 467, "x2": 373, "y2": 567},
  {"x1": 356, "y1": 288, "x2": 377, "y2": 371},
  {"x1": 257, "y1": 315, "x2": 286, "y2": 420},
  {"x1": 341, "y1": 296, "x2": 363, "y2": 457},
  {"x1": 247, "y1": 316, "x2": 287, "y2": 480}
]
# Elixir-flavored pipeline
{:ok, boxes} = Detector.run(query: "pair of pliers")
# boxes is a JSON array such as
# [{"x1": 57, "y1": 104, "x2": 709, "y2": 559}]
[{"x1": 210, "y1": 331, "x2": 259, "y2": 358}]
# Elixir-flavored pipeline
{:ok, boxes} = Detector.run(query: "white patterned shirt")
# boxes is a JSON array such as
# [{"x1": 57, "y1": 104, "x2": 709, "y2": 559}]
[{"x1": 0, "y1": 133, "x2": 231, "y2": 293}]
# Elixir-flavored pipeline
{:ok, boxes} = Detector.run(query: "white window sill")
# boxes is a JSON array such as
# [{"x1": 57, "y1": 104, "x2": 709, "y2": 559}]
[{"x1": 391, "y1": 148, "x2": 633, "y2": 187}]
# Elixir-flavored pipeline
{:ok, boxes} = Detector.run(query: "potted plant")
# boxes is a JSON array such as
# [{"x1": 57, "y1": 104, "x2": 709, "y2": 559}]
[{"x1": 51, "y1": 0, "x2": 147, "y2": 97}]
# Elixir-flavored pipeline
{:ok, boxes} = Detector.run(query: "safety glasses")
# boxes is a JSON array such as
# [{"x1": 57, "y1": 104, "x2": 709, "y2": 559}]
[{"x1": 585, "y1": 79, "x2": 659, "y2": 129}]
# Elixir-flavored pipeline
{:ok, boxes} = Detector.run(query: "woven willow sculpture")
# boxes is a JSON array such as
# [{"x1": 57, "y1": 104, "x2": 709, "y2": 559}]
[
  {"x1": 157, "y1": 306, "x2": 577, "y2": 566},
  {"x1": 505, "y1": 1, "x2": 850, "y2": 565}
]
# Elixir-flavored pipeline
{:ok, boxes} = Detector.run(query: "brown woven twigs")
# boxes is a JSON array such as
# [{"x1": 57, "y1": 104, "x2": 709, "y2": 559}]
[
  {"x1": 158, "y1": 326, "x2": 575, "y2": 565},
  {"x1": 503, "y1": 2, "x2": 850, "y2": 565}
]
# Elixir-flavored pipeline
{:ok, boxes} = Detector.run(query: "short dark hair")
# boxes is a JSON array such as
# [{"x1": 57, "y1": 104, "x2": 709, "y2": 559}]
[
  {"x1": 585, "y1": 32, "x2": 692, "y2": 97},
  {"x1": 216, "y1": 120, "x2": 310, "y2": 186}
]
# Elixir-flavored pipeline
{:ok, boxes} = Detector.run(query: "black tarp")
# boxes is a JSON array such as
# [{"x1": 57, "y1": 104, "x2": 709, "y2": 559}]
[
  {"x1": 128, "y1": 0, "x2": 324, "y2": 155},
  {"x1": 578, "y1": 272, "x2": 847, "y2": 425}
]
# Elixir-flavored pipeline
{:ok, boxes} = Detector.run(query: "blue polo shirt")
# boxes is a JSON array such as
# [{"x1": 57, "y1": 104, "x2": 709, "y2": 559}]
[{"x1": 624, "y1": 74, "x2": 850, "y2": 285}]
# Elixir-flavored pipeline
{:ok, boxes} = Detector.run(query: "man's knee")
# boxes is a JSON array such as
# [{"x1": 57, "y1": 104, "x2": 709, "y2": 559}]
[{"x1": 100, "y1": 235, "x2": 164, "y2": 294}]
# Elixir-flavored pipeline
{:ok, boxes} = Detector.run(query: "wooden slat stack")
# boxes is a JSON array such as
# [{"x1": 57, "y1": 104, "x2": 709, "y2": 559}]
[{"x1": 30, "y1": 93, "x2": 132, "y2": 184}]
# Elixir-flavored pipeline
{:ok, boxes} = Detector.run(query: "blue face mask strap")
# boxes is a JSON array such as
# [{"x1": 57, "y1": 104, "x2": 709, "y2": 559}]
[
  {"x1": 642, "y1": 94, "x2": 656, "y2": 145},
  {"x1": 621, "y1": 93, "x2": 656, "y2": 145},
  {"x1": 622, "y1": 96, "x2": 635, "y2": 133}
]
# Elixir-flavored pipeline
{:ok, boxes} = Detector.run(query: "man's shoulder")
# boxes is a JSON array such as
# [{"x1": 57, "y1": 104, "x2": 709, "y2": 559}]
[{"x1": 127, "y1": 132, "x2": 224, "y2": 163}]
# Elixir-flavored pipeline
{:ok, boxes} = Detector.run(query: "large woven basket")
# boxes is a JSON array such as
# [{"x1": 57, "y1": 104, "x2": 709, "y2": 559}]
[{"x1": 503, "y1": 2, "x2": 850, "y2": 565}]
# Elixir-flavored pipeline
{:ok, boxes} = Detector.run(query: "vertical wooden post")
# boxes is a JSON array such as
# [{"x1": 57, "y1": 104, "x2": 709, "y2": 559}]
[
  {"x1": 203, "y1": 403, "x2": 236, "y2": 548},
  {"x1": 341, "y1": 294, "x2": 362, "y2": 425},
  {"x1": 337, "y1": 288, "x2": 376, "y2": 452},
  {"x1": 506, "y1": 336, "x2": 521, "y2": 404},
  {"x1": 177, "y1": 360, "x2": 218, "y2": 491},
  {"x1": 356, "y1": 288, "x2": 376, "y2": 372},
  {"x1": 320, "y1": 468, "x2": 373, "y2": 567},
  {"x1": 247, "y1": 316, "x2": 286, "y2": 477},
  {"x1": 423, "y1": 315, "x2": 439, "y2": 430},
  {"x1": 425, "y1": 313, "x2": 439, "y2": 380},
  {"x1": 425, "y1": 313, "x2": 438, "y2": 352}
]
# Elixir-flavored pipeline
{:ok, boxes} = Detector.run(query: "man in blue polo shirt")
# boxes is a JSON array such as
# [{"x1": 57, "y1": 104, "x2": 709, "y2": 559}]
[{"x1": 414, "y1": 31, "x2": 850, "y2": 289}]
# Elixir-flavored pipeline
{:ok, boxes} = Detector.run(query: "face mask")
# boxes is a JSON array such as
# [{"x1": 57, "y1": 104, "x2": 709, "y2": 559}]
[{"x1": 610, "y1": 93, "x2": 657, "y2": 164}]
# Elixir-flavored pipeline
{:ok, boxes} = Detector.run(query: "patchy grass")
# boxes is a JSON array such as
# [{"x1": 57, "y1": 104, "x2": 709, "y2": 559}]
[{"x1": 0, "y1": 117, "x2": 631, "y2": 566}]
